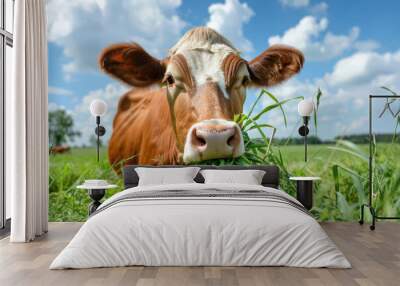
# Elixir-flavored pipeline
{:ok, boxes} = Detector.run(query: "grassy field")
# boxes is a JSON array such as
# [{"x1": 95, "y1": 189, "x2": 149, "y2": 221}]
[
  {"x1": 49, "y1": 143, "x2": 400, "y2": 222},
  {"x1": 49, "y1": 147, "x2": 123, "y2": 221}
]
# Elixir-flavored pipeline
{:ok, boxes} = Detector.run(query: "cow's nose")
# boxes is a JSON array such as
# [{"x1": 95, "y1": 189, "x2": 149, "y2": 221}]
[
  {"x1": 192, "y1": 125, "x2": 238, "y2": 150},
  {"x1": 183, "y1": 119, "x2": 245, "y2": 163}
]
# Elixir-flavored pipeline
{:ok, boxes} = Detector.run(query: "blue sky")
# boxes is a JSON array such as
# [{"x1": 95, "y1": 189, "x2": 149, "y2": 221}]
[{"x1": 47, "y1": 0, "x2": 400, "y2": 145}]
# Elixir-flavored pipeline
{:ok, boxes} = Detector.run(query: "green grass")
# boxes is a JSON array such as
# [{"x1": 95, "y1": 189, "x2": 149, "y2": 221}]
[
  {"x1": 49, "y1": 147, "x2": 123, "y2": 221},
  {"x1": 49, "y1": 143, "x2": 400, "y2": 222},
  {"x1": 275, "y1": 142, "x2": 400, "y2": 221}
]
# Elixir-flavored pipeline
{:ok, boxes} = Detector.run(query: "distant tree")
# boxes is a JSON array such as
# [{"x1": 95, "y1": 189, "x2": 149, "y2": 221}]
[
  {"x1": 335, "y1": 133, "x2": 400, "y2": 144},
  {"x1": 274, "y1": 136, "x2": 324, "y2": 145},
  {"x1": 49, "y1": 109, "x2": 81, "y2": 147},
  {"x1": 89, "y1": 134, "x2": 103, "y2": 147}
]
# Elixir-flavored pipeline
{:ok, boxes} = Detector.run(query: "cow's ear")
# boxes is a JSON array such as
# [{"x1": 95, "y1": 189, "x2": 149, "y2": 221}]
[
  {"x1": 247, "y1": 45, "x2": 304, "y2": 87},
  {"x1": 99, "y1": 43, "x2": 166, "y2": 87}
]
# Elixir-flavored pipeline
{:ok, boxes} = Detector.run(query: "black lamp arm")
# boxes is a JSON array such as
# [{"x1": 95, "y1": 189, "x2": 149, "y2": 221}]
[
  {"x1": 298, "y1": 116, "x2": 310, "y2": 162},
  {"x1": 303, "y1": 116, "x2": 309, "y2": 126},
  {"x1": 94, "y1": 116, "x2": 106, "y2": 162}
]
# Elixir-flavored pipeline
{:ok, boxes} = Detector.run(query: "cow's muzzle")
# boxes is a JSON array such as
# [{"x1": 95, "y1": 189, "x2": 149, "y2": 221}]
[{"x1": 183, "y1": 119, "x2": 245, "y2": 163}]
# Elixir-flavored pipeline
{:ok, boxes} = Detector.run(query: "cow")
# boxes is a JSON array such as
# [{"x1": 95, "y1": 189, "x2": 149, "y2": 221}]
[
  {"x1": 99, "y1": 27, "x2": 304, "y2": 170},
  {"x1": 49, "y1": 145, "x2": 71, "y2": 155}
]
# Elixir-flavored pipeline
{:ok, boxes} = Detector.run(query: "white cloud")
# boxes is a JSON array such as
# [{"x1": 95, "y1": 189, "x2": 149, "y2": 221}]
[
  {"x1": 309, "y1": 2, "x2": 328, "y2": 14},
  {"x1": 258, "y1": 49, "x2": 400, "y2": 140},
  {"x1": 325, "y1": 50, "x2": 400, "y2": 87},
  {"x1": 268, "y1": 78, "x2": 316, "y2": 100},
  {"x1": 335, "y1": 116, "x2": 368, "y2": 136},
  {"x1": 279, "y1": 0, "x2": 328, "y2": 15},
  {"x1": 354, "y1": 40, "x2": 380, "y2": 52},
  {"x1": 69, "y1": 83, "x2": 129, "y2": 146},
  {"x1": 48, "y1": 86, "x2": 73, "y2": 97},
  {"x1": 206, "y1": 0, "x2": 254, "y2": 53},
  {"x1": 279, "y1": 0, "x2": 309, "y2": 8},
  {"x1": 251, "y1": 11, "x2": 395, "y2": 139},
  {"x1": 47, "y1": 0, "x2": 186, "y2": 77},
  {"x1": 268, "y1": 16, "x2": 360, "y2": 61}
]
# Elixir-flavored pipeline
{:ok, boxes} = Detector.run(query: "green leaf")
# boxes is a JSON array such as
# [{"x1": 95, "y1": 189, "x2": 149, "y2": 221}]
[
  {"x1": 381, "y1": 86, "x2": 398, "y2": 95},
  {"x1": 247, "y1": 91, "x2": 264, "y2": 118},
  {"x1": 350, "y1": 173, "x2": 366, "y2": 203},
  {"x1": 331, "y1": 161, "x2": 366, "y2": 180},
  {"x1": 328, "y1": 146, "x2": 368, "y2": 162},
  {"x1": 334, "y1": 140, "x2": 368, "y2": 159},
  {"x1": 313, "y1": 88, "x2": 323, "y2": 134},
  {"x1": 393, "y1": 116, "x2": 400, "y2": 143},
  {"x1": 233, "y1": 114, "x2": 242, "y2": 123},
  {"x1": 246, "y1": 123, "x2": 276, "y2": 132},
  {"x1": 336, "y1": 192, "x2": 354, "y2": 220},
  {"x1": 247, "y1": 96, "x2": 303, "y2": 129},
  {"x1": 315, "y1": 87, "x2": 323, "y2": 109},
  {"x1": 332, "y1": 164, "x2": 340, "y2": 194},
  {"x1": 261, "y1": 89, "x2": 292, "y2": 127}
]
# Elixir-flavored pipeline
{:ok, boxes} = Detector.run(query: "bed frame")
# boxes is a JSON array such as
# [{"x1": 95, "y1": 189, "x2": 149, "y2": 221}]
[{"x1": 123, "y1": 165, "x2": 280, "y2": 189}]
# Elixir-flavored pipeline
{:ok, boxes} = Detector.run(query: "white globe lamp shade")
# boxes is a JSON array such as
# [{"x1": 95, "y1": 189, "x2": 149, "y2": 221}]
[
  {"x1": 90, "y1": 99, "x2": 107, "y2": 117},
  {"x1": 297, "y1": 99, "x2": 314, "y2": 117}
]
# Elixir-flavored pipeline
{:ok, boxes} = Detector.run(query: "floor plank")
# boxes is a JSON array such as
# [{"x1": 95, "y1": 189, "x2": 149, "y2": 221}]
[{"x1": 0, "y1": 222, "x2": 399, "y2": 286}]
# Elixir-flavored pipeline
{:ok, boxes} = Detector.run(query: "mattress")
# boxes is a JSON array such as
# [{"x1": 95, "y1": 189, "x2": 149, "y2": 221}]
[{"x1": 50, "y1": 183, "x2": 350, "y2": 269}]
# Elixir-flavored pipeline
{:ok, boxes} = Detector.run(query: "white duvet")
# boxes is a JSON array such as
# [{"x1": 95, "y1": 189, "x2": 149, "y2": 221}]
[{"x1": 50, "y1": 183, "x2": 350, "y2": 269}]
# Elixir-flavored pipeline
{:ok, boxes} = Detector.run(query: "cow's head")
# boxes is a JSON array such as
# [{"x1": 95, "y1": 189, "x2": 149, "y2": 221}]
[{"x1": 99, "y1": 27, "x2": 304, "y2": 163}]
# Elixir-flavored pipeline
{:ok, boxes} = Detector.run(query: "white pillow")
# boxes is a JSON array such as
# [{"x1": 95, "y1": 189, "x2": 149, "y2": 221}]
[
  {"x1": 200, "y1": 169, "x2": 266, "y2": 185},
  {"x1": 135, "y1": 167, "x2": 200, "y2": 186}
]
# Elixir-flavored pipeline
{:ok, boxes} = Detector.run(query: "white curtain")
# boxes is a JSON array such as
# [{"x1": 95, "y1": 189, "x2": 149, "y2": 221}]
[{"x1": 8, "y1": 0, "x2": 49, "y2": 242}]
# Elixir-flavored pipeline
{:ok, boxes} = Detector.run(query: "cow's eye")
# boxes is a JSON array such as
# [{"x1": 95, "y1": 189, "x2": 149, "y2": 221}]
[
  {"x1": 242, "y1": 76, "x2": 249, "y2": 86},
  {"x1": 165, "y1": 74, "x2": 175, "y2": 85}
]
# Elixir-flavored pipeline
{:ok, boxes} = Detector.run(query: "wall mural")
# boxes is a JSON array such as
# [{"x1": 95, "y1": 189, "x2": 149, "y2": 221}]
[
  {"x1": 48, "y1": 0, "x2": 400, "y2": 223},
  {"x1": 100, "y1": 27, "x2": 303, "y2": 168}
]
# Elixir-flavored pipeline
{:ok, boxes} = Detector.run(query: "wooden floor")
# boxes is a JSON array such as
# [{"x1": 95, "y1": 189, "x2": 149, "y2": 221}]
[{"x1": 0, "y1": 222, "x2": 399, "y2": 286}]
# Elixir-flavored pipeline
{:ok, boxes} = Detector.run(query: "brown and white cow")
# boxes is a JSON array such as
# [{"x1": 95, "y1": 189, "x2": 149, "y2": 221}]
[{"x1": 99, "y1": 27, "x2": 304, "y2": 169}]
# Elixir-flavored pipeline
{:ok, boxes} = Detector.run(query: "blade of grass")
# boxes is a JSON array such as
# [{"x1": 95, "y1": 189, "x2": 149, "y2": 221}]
[
  {"x1": 247, "y1": 91, "x2": 264, "y2": 118},
  {"x1": 246, "y1": 123, "x2": 276, "y2": 132},
  {"x1": 244, "y1": 97, "x2": 303, "y2": 129},
  {"x1": 313, "y1": 88, "x2": 322, "y2": 134},
  {"x1": 261, "y1": 89, "x2": 300, "y2": 127},
  {"x1": 332, "y1": 164, "x2": 339, "y2": 207},
  {"x1": 336, "y1": 139, "x2": 369, "y2": 158},
  {"x1": 392, "y1": 116, "x2": 400, "y2": 143},
  {"x1": 381, "y1": 86, "x2": 398, "y2": 95},
  {"x1": 328, "y1": 146, "x2": 368, "y2": 162}
]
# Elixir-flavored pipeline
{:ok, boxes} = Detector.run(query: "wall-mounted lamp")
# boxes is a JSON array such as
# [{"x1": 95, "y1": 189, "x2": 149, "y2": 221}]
[
  {"x1": 297, "y1": 99, "x2": 314, "y2": 162},
  {"x1": 90, "y1": 99, "x2": 107, "y2": 162}
]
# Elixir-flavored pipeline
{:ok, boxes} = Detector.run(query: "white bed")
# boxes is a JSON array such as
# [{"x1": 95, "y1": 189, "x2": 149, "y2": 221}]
[{"x1": 50, "y1": 183, "x2": 350, "y2": 269}]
